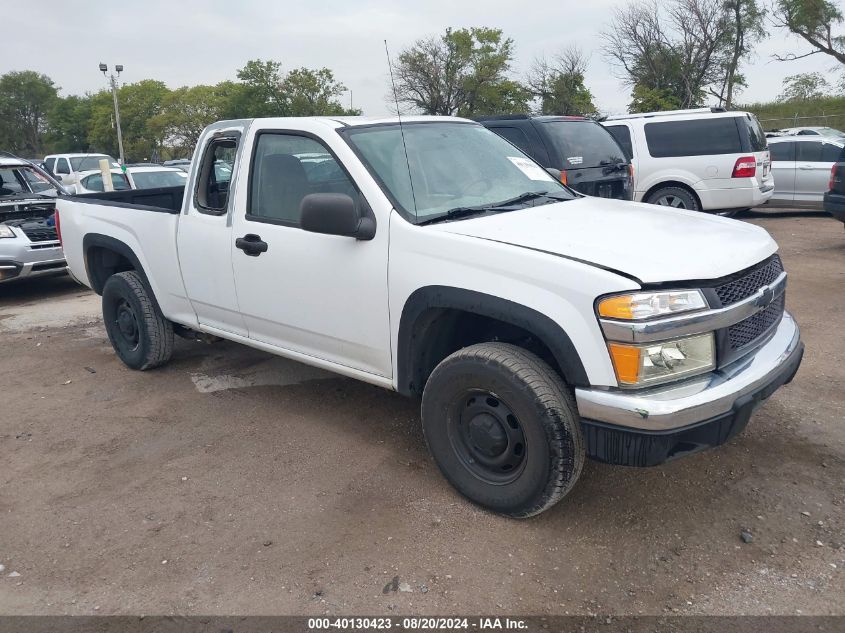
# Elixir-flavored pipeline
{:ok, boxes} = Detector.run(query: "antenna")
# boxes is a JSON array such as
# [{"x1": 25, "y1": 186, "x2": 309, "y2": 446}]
[{"x1": 384, "y1": 39, "x2": 418, "y2": 215}]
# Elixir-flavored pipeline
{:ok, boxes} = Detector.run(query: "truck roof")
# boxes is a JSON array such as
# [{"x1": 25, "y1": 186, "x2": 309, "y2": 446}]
[{"x1": 207, "y1": 115, "x2": 471, "y2": 134}]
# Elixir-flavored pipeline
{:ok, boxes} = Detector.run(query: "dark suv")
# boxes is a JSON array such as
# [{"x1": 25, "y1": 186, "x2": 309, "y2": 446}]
[{"x1": 477, "y1": 115, "x2": 633, "y2": 200}]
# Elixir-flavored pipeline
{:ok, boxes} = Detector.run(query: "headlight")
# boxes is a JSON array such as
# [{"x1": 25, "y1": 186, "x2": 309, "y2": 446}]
[
  {"x1": 0, "y1": 225, "x2": 16, "y2": 239},
  {"x1": 598, "y1": 290, "x2": 707, "y2": 320},
  {"x1": 607, "y1": 333, "x2": 715, "y2": 387}
]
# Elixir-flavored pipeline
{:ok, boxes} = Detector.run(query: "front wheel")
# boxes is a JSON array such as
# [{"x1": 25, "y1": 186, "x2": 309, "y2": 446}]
[
  {"x1": 421, "y1": 343, "x2": 585, "y2": 518},
  {"x1": 102, "y1": 271, "x2": 173, "y2": 370}
]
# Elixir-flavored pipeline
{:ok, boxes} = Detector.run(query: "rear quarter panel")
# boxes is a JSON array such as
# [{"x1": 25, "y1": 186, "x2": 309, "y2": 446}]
[{"x1": 56, "y1": 198, "x2": 196, "y2": 327}]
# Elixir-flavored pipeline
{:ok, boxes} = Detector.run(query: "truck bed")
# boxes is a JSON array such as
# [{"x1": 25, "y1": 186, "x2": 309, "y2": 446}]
[{"x1": 73, "y1": 185, "x2": 185, "y2": 213}]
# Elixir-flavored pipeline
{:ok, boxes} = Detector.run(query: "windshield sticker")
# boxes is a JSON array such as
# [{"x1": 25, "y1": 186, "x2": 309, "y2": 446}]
[
  {"x1": 567, "y1": 156, "x2": 584, "y2": 165},
  {"x1": 507, "y1": 156, "x2": 552, "y2": 181}
]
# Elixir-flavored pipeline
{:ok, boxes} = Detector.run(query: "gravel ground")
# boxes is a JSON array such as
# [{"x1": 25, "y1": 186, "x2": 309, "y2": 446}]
[{"x1": 0, "y1": 209, "x2": 842, "y2": 616}]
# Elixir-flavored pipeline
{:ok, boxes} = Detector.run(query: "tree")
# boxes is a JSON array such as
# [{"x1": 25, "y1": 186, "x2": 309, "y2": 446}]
[
  {"x1": 779, "y1": 71, "x2": 831, "y2": 100},
  {"x1": 284, "y1": 67, "x2": 359, "y2": 116},
  {"x1": 629, "y1": 84, "x2": 684, "y2": 112},
  {"x1": 391, "y1": 27, "x2": 530, "y2": 116},
  {"x1": 87, "y1": 80, "x2": 170, "y2": 161},
  {"x1": 225, "y1": 59, "x2": 358, "y2": 119},
  {"x1": 527, "y1": 46, "x2": 597, "y2": 115},
  {"x1": 46, "y1": 94, "x2": 93, "y2": 153},
  {"x1": 716, "y1": 0, "x2": 766, "y2": 107},
  {"x1": 0, "y1": 71, "x2": 58, "y2": 155},
  {"x1": 601, "y1": 0, "x2": 736, "y2": 111},
  {"x1": 152, "y1": 84, "x2": 230, "y2": 157},
  {"x1": 772, "y1": 0, "x2": 845, "y2": 64}
]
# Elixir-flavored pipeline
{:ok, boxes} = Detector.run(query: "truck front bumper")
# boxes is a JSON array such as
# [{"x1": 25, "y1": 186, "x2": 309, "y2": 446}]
[{"x1": 575, "y1": 312, "x2": 803, "y2": 467}]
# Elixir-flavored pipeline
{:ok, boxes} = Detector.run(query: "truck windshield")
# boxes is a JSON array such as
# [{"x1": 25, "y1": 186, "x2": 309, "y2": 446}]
[{"x1": 344, "y1": 122, "x2": 572, "y2": 224}]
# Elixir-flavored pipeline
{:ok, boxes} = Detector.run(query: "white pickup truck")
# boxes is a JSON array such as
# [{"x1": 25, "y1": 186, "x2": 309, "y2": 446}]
[{"x1": 56, "y1": 116, "x2": 804, "y2": 518}]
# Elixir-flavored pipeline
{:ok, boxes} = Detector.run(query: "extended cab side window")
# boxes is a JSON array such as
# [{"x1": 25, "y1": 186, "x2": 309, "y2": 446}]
[
  {"x1": 45, "y1": 157, "x2": 56, "y2": 173},
  {"x1": 248, "y1": 133, "x2": 357, "y2": 225},
  {"x1": 195, "y1": 136, "x2": 238, "y2": 215},
  {"x1": 56, "y1": 158, "x2": 70, "y2": 175}
]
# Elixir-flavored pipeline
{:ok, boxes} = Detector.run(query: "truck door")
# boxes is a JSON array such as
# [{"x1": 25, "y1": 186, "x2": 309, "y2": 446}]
[
  {"x1": 229, "y1": 129, "x2": 392, "y2": 378},
  {"x1": 176, "y1": 128, "x2": 248, "y2": 336}
]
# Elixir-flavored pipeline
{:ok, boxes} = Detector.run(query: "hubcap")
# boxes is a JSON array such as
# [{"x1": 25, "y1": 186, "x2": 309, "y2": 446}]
[
  {"x1": 114, "y1": 299, "x2": 140, "y2": 349},
  {"x1": 656, "y1": 194, "x2": 687, "y2": 208},
  {"x1": 448, "y1": 391, "x2": 527, "y2": 485}
]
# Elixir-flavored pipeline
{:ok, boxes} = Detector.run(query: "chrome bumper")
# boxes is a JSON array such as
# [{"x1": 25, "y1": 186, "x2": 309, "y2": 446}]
[{"x1": 576, "y1": 311, "x2": 802, "y2": 431}]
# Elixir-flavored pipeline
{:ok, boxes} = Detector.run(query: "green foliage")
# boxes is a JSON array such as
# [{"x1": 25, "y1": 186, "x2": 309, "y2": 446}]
[
  {"x1": 740, "y1": 94, "x2": 845, "y2": 131},
  {"x1": 779, "y1": 72, "x2": 831, "y2": 101},
  {"x1": 774, "y1": 0, "x2": 845, "y2": 64},
  {"x1": 528, "y1": 47, "x2": 596, "y2": 115},
  {"x1": 0, "y1": 71, "x2": 58, "y2": 155},
  {"x1": 628, "y1": 84, "x2": 683, "y2": 113},
  {"x1": 0, "y1": 59, "x2": 358, "y2": 160},
  {"x1": 393, "y1": 27, "x2": 531, "y2": 116}
]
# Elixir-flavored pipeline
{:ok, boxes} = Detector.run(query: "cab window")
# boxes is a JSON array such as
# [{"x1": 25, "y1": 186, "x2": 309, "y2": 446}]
[
  {"x1": 195, "y1": 136, "x2": 238, "y2": 215},
  {"x1": 248, "y1": 133, "x2": 357, "y2": 225}
]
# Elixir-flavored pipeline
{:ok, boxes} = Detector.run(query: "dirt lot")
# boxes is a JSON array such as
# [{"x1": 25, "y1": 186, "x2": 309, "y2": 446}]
[{"x1": 0, "y1": 210, "x2": 842, "y2": 617}]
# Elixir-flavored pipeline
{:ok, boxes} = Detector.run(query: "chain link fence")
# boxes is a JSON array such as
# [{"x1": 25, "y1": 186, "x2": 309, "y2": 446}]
[{"x1": 757, "y1": 112, "x2": 845, "y2": 132}]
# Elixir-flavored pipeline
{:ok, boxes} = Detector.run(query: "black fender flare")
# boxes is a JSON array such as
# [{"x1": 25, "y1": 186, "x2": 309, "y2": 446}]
[
  {"x1": 82, "y1": 233, "x2": 164, "y2": 315},
  {"x1": 396, "y1": 286, "x2": 589, "y2": 396}
]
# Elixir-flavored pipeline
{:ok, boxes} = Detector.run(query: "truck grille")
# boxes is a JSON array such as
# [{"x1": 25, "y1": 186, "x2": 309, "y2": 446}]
[
  {"x1": 715, "y1": 256, "x2": 783, "y2": 306},
  {"x1": 21, "y1": 224, "x2": 58, "y2": 243},
  {"x1": 728, "y1": 294, "x2": 785, "y2": 350}
]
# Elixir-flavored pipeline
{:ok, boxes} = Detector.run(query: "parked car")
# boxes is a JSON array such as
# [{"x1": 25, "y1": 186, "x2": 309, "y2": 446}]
[
  {"x1": 777, "y1": 126, "x2": 845, "y2": 139},
  {"x1": 768, "y1": 136, "x2": 844, "y2": 205},
  {"x1": 823, "y1": 155, "x2": 845, "y2": 226},
  {"x1": 70, "y1": 169, "x2": 133, "y2": 194},
  {"x1": 0, "y1": 156, "x2": 66, "y2": 283},
  {"x1": 602, "y1": 108, "x2": 773, "y2": 215},
  {"x1": 43, "y1": 153, "x2": 120, "y2": 187},
  {"x1": 56, "y1": 116, "x2": 803, "y2": 517},
  {"x1": 163, "y1": 159, "x2": 191, "y2": 172},
  {"x1": 126, "y1": 165, "x2": 188, "y2": 189},
  {"x1": 477, "y1": 115, "x2": 633, "y2": 200}
]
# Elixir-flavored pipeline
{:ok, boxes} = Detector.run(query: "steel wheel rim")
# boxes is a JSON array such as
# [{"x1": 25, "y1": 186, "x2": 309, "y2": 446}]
[
  {"x1": 115, "y1": 299, "x2": 140, "y2": 350},
  {"x1": 447, "y1": 390, "x2": 527, "y2": 485}
]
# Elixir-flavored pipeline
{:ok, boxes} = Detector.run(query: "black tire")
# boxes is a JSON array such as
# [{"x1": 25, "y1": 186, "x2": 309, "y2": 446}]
[
  {"x1": 646, "y1": 186, "x2": 700, "y2": 211},
  {"x1": 102, "y1": 271, "x2": 173, "y2": 370},
  {"x1": 421, "y1": 343, "x2": 585, "y2": 518}
]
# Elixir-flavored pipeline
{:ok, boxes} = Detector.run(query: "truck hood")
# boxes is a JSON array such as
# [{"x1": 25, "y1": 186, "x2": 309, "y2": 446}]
[{"x1": 431, "y1": 197, "x2": 777, "y2": 284}]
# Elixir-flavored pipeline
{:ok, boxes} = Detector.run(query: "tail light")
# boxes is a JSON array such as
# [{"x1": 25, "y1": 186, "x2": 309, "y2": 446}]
[
  {"x1": 560, "y1": 170, "x2": 568, "y2": 186},
  {"x1": 54, "y1": 210, "x2": 62, "y2": 245},
  {"x1": 830, "y1": 164, "x2": 837, "y2": 192},
  {"x1": 732, "y1": 156, "x2": 757, "y2": 178},
  {"x1": 628, "y1": 163, "x2": 635, "y2": 188}
]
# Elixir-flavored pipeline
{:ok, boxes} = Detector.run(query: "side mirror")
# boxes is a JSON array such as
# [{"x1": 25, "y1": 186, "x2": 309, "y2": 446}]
[
  {"x1": 545, "y1": 167, "x2": 562, "y2": 181},
  {"x1": 65, "y1": 184, "x2": 78, "y2": 195},
  {"x1": 300, "y1": 193, "x2": 376, "y2": 240}
]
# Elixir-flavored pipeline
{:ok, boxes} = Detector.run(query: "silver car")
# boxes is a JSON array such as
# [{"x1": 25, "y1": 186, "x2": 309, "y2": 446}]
[
  {"x1": 0, "y1": 157, "x2": 67, "y2": 283},
  {"x1": 768, "y1": 136, "x2": 843, "y2": 205}
]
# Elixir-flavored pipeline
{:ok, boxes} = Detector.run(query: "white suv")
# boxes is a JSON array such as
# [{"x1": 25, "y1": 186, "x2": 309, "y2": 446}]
[{"x1": 603, "y1": 108, "x2": 774, "y2": 215}]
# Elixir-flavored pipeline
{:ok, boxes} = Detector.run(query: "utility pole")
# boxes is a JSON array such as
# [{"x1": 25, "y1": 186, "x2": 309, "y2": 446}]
[{"x1": 99, "y1": 63, "x2": 125, "y2": 166}]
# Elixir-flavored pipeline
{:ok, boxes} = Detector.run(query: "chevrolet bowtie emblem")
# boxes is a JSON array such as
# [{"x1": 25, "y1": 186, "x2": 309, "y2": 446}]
[{"x1": 755, "y1": 285, "x2": 775, "y2": 308}]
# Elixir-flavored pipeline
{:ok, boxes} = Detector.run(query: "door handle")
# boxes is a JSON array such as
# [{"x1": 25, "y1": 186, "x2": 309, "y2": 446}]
[
  {"x1": 235, "y1": 234, "x2": 268, "y2": 256},
  {"x1": 798, "y1": 165, "x2": 814, "y2": 170}
]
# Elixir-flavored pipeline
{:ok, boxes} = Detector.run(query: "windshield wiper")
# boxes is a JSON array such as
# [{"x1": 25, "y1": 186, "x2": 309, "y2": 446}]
[{"x1": 418, "y1": 191, "x2": 570, "y2": 226}]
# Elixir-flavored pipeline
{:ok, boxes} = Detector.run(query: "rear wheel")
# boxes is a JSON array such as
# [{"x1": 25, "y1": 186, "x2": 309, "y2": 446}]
[
  {"x1": 421, "y1": 343, "x2": 584, "y2": 518},
  {"x1": 646, "y1": 186, "x2": 699, "y2": 211},
  {"x1": 102, "y1": 271, "x2": 173, "y2": 370}
]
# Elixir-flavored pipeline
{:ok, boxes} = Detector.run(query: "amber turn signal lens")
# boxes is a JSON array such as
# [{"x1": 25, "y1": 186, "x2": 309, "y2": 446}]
[
  {"x1": 598, "y1": 295, "x2": 634, "y2": 319},
  {"x1": 607, "y1": 343, "x2": 641, "y2": 384}
]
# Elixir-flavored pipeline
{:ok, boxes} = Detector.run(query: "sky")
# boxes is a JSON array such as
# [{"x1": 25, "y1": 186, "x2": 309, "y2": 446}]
[{"x1": 3, "y1": 0, "x2": 837, "y2": 116}]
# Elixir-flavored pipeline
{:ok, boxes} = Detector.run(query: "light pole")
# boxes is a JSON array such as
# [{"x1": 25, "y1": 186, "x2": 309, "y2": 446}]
[{"x1": 99, "y1": 63, "x2": 125, "y2": 166}]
